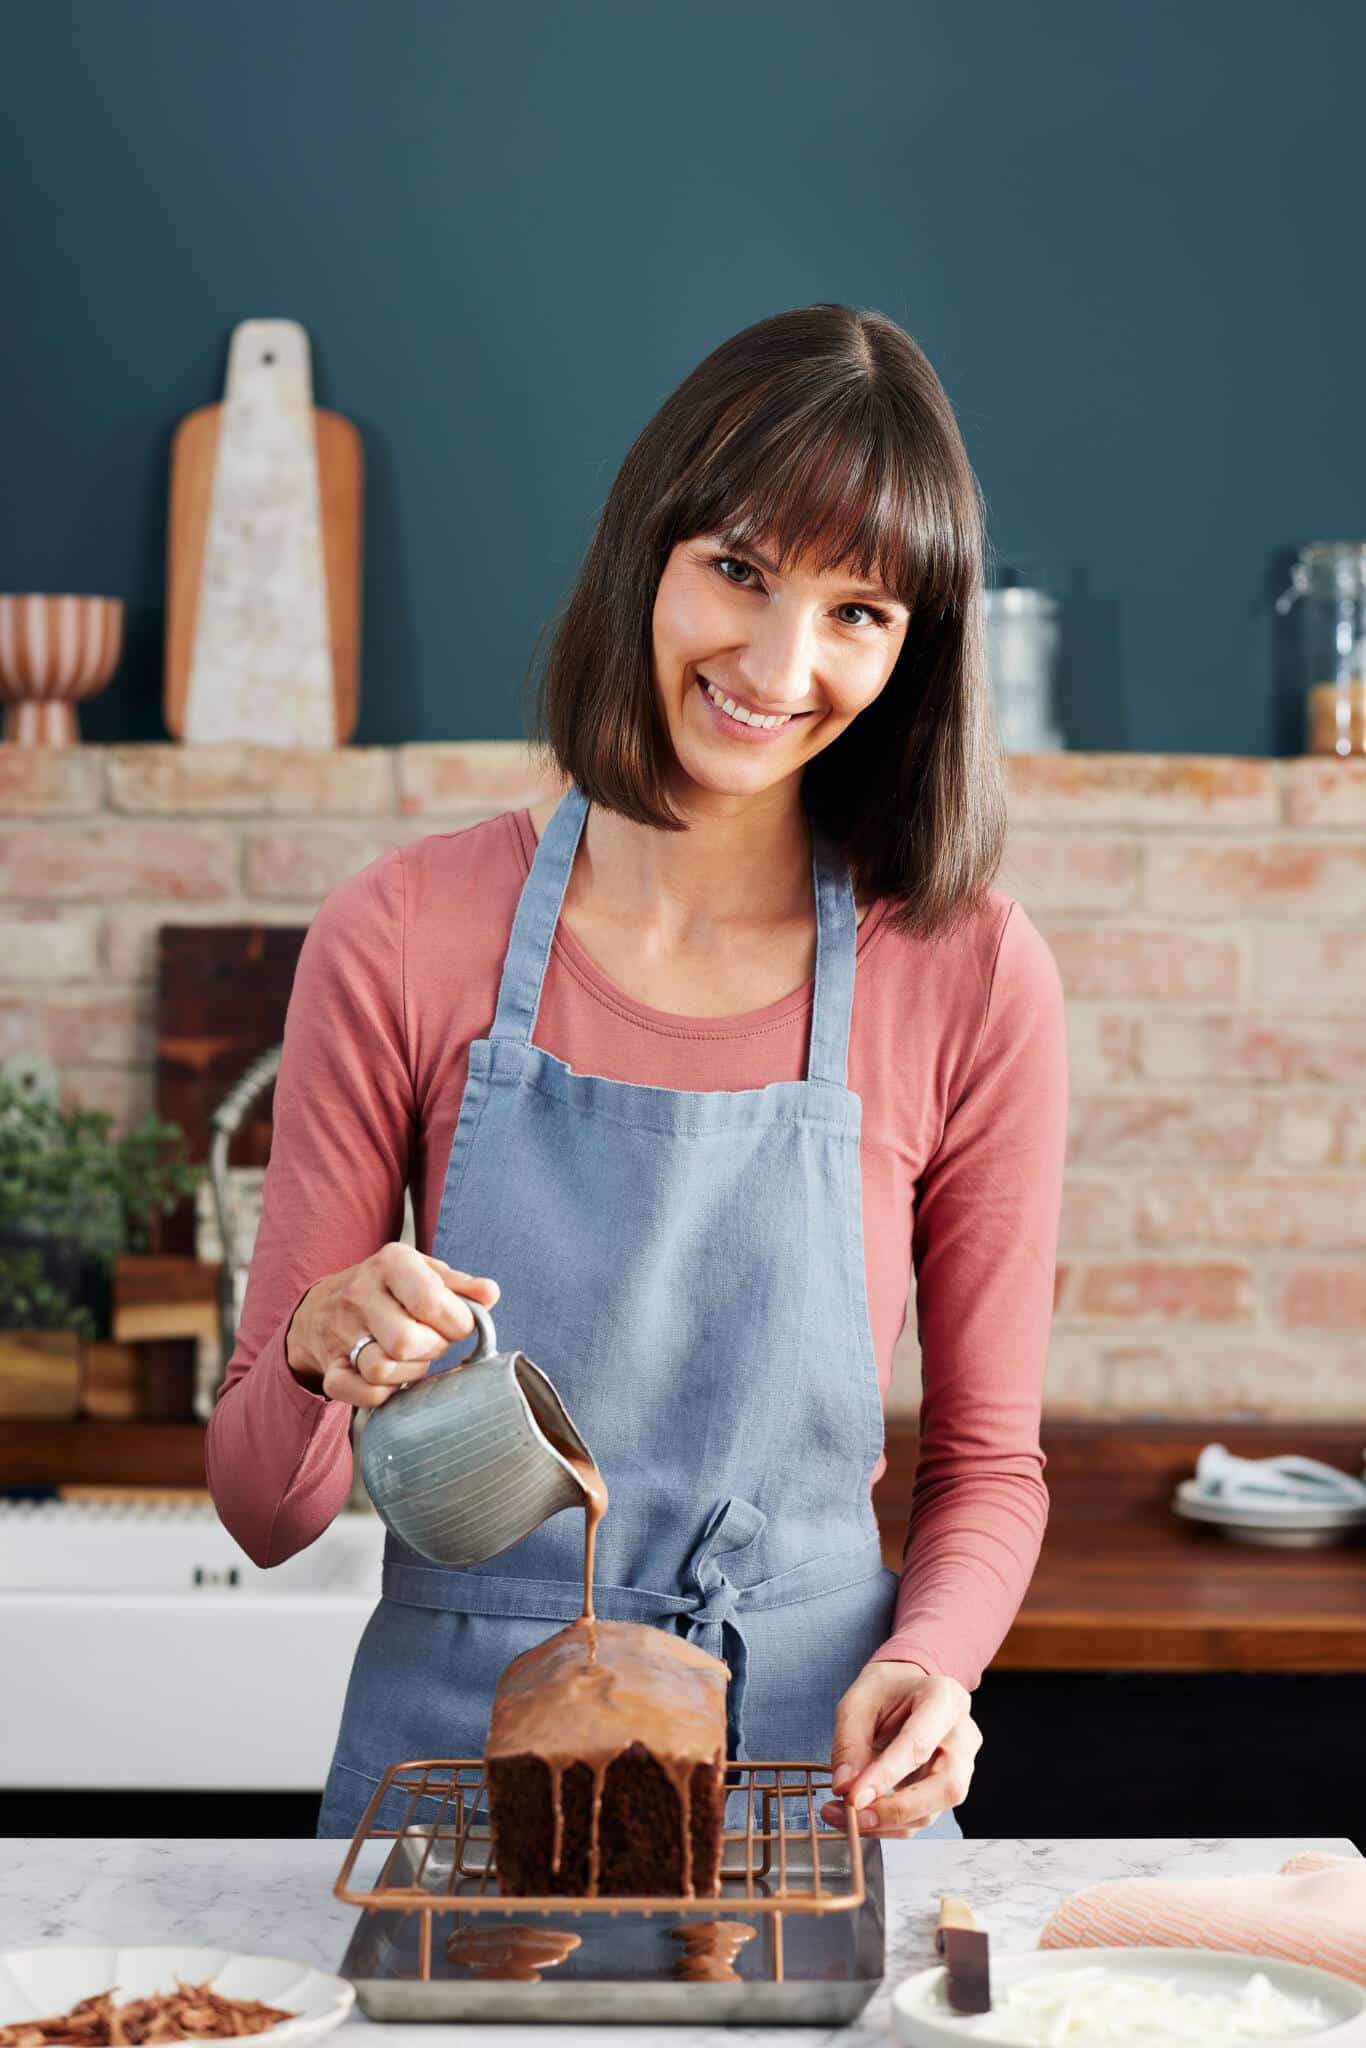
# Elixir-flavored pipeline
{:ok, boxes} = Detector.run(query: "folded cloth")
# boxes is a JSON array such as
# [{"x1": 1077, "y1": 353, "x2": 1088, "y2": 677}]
[
  {"x1": 1039, "y1": 1853, "x2": 1366, "y2": 1987},
  {"x1": 1194, "y1": 1443, "x2": 1366, "y2": 1508}
]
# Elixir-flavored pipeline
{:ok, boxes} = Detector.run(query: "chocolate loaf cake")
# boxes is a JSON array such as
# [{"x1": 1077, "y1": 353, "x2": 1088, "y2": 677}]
[{"x1": 486, "y1": 1618, "x2": 729, "y2": 1898}]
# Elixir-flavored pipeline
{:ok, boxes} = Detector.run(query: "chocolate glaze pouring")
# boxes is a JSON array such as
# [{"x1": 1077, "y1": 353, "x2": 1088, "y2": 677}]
[{"x1": 539, "y1": 1424, "x2": 608, "y2": 1623}]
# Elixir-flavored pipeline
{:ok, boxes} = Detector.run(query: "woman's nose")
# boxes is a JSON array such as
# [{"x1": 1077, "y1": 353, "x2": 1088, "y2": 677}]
[{"x1": 736, "y1": 608, "x2": 821, "y2": 709}]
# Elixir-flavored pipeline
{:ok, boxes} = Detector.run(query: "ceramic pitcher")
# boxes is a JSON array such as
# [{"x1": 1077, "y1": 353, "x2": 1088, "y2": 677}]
[{"x1": 358, "y1": 1302, "x2": 598, "y2": 1567}]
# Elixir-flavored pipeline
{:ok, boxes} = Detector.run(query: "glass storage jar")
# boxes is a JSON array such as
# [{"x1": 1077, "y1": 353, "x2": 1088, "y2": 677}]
[
  {"x1": 1275, "y1": 541, "x2": 1366, "y2": 756},
  {"x1": 984, "y1": 587, "x2": 1063, "y2": 753}
]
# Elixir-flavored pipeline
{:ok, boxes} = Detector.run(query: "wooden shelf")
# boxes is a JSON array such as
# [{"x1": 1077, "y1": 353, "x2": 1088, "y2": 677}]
[{"x1": 0, "y1": 1419, "x2": 207, "y2": 1488}]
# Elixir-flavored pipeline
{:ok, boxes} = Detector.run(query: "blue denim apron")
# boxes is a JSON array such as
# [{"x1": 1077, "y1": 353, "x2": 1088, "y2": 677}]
[{"x1": 317, "y1": 783, "x2": 962, "y2": 1842}]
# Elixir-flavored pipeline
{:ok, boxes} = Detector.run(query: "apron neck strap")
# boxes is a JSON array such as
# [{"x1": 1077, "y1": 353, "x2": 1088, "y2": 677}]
[
  {"x1": 807, "y1": 818, "x2": 858, "y2": 1089},
  {"x1": 492, "y1": 782, "x2": 858, "y2": 1088},
  {"x1": 491, "y1": 782, "x2": 592, "y2": 1050}
]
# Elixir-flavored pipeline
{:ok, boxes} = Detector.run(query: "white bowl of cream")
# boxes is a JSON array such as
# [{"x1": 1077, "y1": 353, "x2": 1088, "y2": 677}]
[{"x1": 892, "y1": 1945, "x2": 1366, "y2": 2045}]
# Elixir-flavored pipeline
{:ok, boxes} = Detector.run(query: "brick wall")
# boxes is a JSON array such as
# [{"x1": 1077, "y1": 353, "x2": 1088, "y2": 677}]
[{"x1": 3, "y1": 744, "x2": 1364, "y2": 1424}]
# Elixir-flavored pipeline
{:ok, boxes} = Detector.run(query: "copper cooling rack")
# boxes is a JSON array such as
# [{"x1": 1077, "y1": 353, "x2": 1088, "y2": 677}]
[{"x1": 333, "y1": 1759, "x2": 866, "y2": 1982}]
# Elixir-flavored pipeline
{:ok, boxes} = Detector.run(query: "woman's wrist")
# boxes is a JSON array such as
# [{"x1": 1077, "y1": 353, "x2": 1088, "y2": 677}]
[{"x1": 284, "y1": 1286, "x2": 324, "y2": 1387}]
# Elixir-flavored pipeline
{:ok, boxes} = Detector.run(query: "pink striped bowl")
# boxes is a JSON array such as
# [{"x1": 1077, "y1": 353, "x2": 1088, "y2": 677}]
[{"x1": 0, "y1": 594, "x2": 124, "y2": 745}]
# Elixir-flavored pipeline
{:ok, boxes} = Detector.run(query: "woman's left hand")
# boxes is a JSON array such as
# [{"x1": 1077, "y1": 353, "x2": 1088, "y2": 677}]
[{"x1": 822, "y1": 1659, "x2": 981, "y2": 1837}]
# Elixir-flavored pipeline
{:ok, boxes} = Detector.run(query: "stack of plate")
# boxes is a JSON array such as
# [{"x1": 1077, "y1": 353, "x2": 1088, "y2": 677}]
[{"x1": 1171, "y1": 1444, "x2": 1366, "y2": 1548}]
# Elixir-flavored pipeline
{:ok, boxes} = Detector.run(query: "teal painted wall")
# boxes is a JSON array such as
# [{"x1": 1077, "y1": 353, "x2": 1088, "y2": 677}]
[{"x1": 3, "y1": 0, "x2": 1360, "y2": 754}]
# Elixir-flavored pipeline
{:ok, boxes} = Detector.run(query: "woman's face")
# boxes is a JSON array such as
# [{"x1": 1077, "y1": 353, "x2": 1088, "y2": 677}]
[{"x1": 650, "y1": 529, "x2": 910, "y2": 803}]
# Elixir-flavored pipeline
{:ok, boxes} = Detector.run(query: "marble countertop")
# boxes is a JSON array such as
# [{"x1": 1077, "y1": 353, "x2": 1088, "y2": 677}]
[{"x1": 2, "y1": 1835, "x2": 1360, "y2": 2044}]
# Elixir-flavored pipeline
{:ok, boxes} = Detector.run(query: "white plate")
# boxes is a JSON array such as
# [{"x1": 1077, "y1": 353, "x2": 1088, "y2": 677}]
[
  {"x1": 892, "y1": 1944, "x2": 1366, "y2": 2044},
  {"x1": 0, "y1": 1947, "x2": 354, "y2": 2048},
  {"x1": 1173, "y1": 1481, "x2": 1366, "y2": 1546}
]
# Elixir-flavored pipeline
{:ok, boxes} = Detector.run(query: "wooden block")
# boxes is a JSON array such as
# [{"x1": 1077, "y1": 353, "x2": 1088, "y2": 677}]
[
  {"x1": 0, "y1": 1331, "x2": 82, "y2": 1417},
  {"x1": 112, "y1": 1254, "x2": 221, "y2": 1344},
  {"x1": 140, "y1": 1339, "x2": 199, "y2": 1422},
  {"x1": 80, "y1": 1339, "x2": 143, "y2": 1421},
  {"x1": 112, "y1": 1301, "x2": 219, "y2": 1344},
  {"x1": 61, "y1": 1485, "x2": 211, "y2": 1505}
]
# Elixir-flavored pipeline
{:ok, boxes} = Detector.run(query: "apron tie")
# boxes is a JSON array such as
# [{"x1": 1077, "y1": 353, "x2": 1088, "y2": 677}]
[
  {"x1": 378, "y1": 1506, "x2": 890, "y2": 1790},
  {"x1": 681, "y1": 1494, "x2": 767, "y2": 1757}
]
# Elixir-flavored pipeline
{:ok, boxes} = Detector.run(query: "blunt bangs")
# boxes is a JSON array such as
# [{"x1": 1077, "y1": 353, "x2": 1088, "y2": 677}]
[{"x1": 672, "y1": 400, "x2": 964, "y2": 626}]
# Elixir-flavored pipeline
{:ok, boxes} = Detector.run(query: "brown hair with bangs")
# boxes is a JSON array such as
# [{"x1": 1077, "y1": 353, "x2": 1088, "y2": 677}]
[{"x1": 525, "y1": 303, "x2": 1006, "y2": 943}]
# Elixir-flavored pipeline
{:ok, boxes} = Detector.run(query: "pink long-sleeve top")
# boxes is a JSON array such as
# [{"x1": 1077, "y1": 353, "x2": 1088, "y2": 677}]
[{"x1": 205, "y1": 807, "x2": 1069, "y2": 1691}]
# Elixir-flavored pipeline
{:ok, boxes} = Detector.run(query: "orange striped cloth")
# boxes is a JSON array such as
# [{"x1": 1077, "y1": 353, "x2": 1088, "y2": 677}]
[{"x1": 1038, "y1": 1854, "x2": 1366, "y2": 1987}]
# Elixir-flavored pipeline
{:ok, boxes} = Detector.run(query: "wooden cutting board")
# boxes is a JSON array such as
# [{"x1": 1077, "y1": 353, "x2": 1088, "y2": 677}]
[
  {"x1": 157, "y1": 923, "x2": 307, "y2": 1162},
  {"x1": 164, "y1": 317, "x2": 363, "y2": 744},
  {"x1": 0, "y1": 1331, "x2": 82, "y2": 1418},
  {"x1": 155, "y1": 922, "x2": 308, "y2": 1257}
]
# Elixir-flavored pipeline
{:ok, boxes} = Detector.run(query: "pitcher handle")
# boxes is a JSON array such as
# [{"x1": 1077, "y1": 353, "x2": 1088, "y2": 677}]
[{"x1": 460, "y1": 1299, "x2": 498, "y2": 1364}]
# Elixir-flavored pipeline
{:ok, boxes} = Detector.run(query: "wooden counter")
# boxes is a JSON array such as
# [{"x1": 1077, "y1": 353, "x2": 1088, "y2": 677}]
[
  {"x1": 0, "y1": 1419, "x2": 208, "y2": 1488},
  {"x1": 873, "y1": 1420, "x2": 1366, "y2": 1674}
]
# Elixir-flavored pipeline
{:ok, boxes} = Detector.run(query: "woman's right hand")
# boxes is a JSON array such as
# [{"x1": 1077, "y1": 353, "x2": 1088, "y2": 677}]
[{"x1": 284, "y1": 1244, "x2": 501, "y2": 1407}]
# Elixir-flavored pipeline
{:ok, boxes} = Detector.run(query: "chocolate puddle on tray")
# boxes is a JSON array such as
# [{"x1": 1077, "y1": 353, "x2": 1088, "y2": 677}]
[
  {"x1": 444, "y1": 1923, "x2": 581, "y2": 1981},
  {"x1": 669, "y1": 1918, "x2": 758, "y2": 1981}
]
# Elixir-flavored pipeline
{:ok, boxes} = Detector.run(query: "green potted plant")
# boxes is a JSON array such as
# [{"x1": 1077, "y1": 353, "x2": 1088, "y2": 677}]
[{"x1": 0, "y1": 1071, "x2": 201, "y2": 1415}]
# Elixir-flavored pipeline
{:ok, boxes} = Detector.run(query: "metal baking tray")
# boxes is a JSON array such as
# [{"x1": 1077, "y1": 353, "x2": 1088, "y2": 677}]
[{"x1": 335, "y1": 1760, "x2": 886, "y2": 2024}]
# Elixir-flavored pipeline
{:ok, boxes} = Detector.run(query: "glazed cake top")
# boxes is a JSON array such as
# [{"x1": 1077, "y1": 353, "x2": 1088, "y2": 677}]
[{"x1": 486, "y1": 1617, "x2": 729, "y2": 1770}]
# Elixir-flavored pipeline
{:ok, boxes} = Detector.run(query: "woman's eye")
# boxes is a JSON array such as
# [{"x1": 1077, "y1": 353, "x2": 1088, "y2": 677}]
[{"x1": 710, "y1": 554, "x2": 890, "y2": 630}]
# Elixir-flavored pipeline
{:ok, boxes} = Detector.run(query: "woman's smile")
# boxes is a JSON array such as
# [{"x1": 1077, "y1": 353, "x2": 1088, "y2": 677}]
[{"x1": 694, "y1": 670, "x2": 818, "y2": 743}]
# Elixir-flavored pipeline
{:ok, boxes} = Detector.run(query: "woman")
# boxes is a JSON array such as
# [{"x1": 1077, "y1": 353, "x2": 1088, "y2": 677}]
[{"x1": 206, "y1": 303, "x2": 1068, "y2": 1845}]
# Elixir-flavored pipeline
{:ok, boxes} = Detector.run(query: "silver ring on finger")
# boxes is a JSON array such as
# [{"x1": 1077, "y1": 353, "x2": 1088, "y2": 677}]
[{"x1": 347, "y1": 1332, "x2": 379, "y2": 1368}]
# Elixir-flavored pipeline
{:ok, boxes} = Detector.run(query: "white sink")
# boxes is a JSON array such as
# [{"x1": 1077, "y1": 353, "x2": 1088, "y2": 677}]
[{"x1": 0, "y1": 1501, "x2": 386, "y2": 1791}]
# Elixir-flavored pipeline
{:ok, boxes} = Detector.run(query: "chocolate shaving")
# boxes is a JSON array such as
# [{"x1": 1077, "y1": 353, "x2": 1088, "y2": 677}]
[{"x1": 0, "y1": 1980, "x2": 296, "y2": 2046}]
